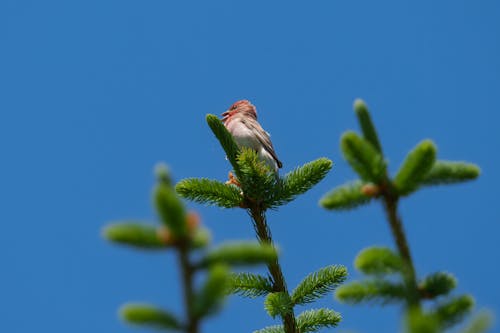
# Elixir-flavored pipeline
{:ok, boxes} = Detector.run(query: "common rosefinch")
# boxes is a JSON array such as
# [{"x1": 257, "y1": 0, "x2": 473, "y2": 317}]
[{"x1": 222, "y1": 100, "x2": 283, "y2": 173}]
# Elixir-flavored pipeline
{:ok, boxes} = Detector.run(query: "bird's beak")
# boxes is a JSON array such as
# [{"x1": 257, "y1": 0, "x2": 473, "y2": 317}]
[{"x1": 221, "y1": 110, "x2": 230, "y2": 120}]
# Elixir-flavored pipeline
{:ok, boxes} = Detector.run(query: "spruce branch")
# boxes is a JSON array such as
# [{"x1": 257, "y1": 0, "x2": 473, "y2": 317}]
[
  {"x1": 325, "y1": 99, "x2": 423, "y2": 309},
  {"x1": 335, "y1": 279, "x2": 407, "y2": 305},
  {"x1": 103, "y1": 222, "x2": 167, "y2": 249},
  {"x1": 189, "y1": 227, "x2": 211, "y2": 249},
  {"x1": 178, "y1": 242, "x2": 198, "y2": 333},
  {"x1": 237, "y1": 152, "x2": 338, "y2": 332},
  {"x1": 175, "y1": 178, "x2": 243, "y2": 208},
  {"x1": 320, "y1": 180, "x2": 372, "y2": 210},
  {"x1": 296, "y1": 308, "x2": 341, "y2": 332},
  {"x1": 354, "y1": 99, "x2": 383, "y2": 153},
  {"x1": 393, "y1": 139, "x2": 437, "y2": 196},
  {"x1": 291, "y1": 265, "x2": 347, "y2": 305},
  {"x1": 340, "y1": 131, "x2": 387, "y2": 183},
  {"x1": 206, "y1": 114, "x2": 241, "y2": 177},
  {"x1": 198, "y1": 242, "x2": 278, "y2": 268},
  {"x1": 155, "y1": 163, "x2": 174, "y2": 186},
  {"x1": 155, "y1": 181, "x2": 188, "y2": 237},
  {"x1": 193, "y1": 264, "x2": 230, "y2": 319},
  {"x1": 265, "y1": 292, "x2": 294, "y2": 318},
  {"x1": 254, "y1": 325, "x2": 285, "y2": 333},
  {"x1": 419, "y1": 272, "x2": 457, "y2": 299},
  {"x1": 120, "y1": 303, "x2": 183, "y2": 331},
  {"x1": 354, "y1": 246, "x2": 404, "y2": 276},
  {"x1": 406, "y1": 309, "x2": 440, "y2": 333},
  {"x1": 104, "y1": 219, "x2": 209, "y2": 250},
  {"x1": 381, "y1": 188, "x2": 420, "y2": 307},
  {"x1": 237, "y1": 148, "x2": 278, "y2": 204},
  {"x1": 270, "y1": 158, "x2": 333, "y2": 207},
  {"x1": 461, "y1": 310, "x2": 493, "y2": 333},
  {"x1": 227, "y1": 272, "x2": 274, "y2": 298},
  {"x1": 323, "y1": 99, "x2": 484, "y2": 332},
  {"x1": 421, "y1": 160, "x2": 481, "y2": 186},
  {"x1": 249, "y1": 206, "x2": 299, "y2": 333},
  {"x1": 405, "y1": 295, "x2": 478, "y2": 332},
  {"x1": 432, "y1": 295, "x2": 475, "y2": 329}
]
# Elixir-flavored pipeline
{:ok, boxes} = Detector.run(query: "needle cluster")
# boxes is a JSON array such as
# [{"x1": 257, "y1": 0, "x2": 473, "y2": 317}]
[{"x1": 321, "y1": 99, "x2": 489, "y2": 333}]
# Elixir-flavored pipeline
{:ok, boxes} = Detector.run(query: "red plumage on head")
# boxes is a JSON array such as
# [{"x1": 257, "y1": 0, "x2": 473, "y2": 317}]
[
  {"x1": 222, "y1": 100, "x2": 257, "y2": 122},
  {"x1": 229, "y1": 100, "x2": 250, "y2": 110}
]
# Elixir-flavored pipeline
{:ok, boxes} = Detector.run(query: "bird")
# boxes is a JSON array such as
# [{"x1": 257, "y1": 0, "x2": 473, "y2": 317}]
[{"x1": 221, "y1": 100, "x2": 282, "y2": 184}]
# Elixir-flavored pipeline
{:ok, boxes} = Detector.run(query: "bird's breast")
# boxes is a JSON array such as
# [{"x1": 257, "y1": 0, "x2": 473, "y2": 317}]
[{"x1": 226, "y1": 119, "x2": 260, "y2": 150}]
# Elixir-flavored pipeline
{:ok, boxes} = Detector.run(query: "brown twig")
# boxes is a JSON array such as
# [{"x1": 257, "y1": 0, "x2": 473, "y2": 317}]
[
  {"x1": 178, "y1": 243, "x2": 199, "y2": 333},
  {"x1": 248, "y1": 204, "x2": 298, "y2": 333},
  {"x1": 380, "y1": 183, "x2": 421, "y2": 308}
]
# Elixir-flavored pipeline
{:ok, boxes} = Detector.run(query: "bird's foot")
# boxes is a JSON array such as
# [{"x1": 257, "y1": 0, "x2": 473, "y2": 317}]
[{"x1": 225, "y1": 171, "x2": 241, "y2": 187}]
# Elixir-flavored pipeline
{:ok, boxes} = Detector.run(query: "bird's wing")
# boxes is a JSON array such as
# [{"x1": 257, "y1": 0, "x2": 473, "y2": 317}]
[{"x1": 242, "y1": 118, "x2": 283, "y2": 168}]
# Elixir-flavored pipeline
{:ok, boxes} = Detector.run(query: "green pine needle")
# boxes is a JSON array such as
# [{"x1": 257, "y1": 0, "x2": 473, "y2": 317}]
[
  {"x1": 227, "y1": 272, "x2": 274, "y2": 298},
  {"x1": 237, "y1": 148, "x2": 278, "y2": 204},
  {"x1": 270, "y1": 158, "x2": 333, "y2": 208},
  {"x1": 206, "y1": 114, "x2": 241, "y2": 176},
  {"x1": 421, "y1": 160, "x2": 480, "y2": 186},
  {"x1": 291, "y1": 265, "x2": 347, "y2": 305},
  {"x1": 154, "y1": 182, "x2": 188, "y2": 237},
  {"x1": 297, "y1": 308, "x2": 341, "y2": 332},
  {"x1": 190, "y1": 227, "x2": 211, "y2": 249},
  {"x1": 254, "y1": 325, "x2": 285, "y2": 333},
  {"x1": 264, "y1": 292, "x2": 293, "y2": 318},
  {"x1": 433, "y1": 294, "x2": 475, "y2": 329},
  {"x1": 354, "y1": 247, "x2": 404, "y2": 275},
  {"x1": 320, "y1": 180, "x2": 371, "y2": 210},
  {"x1": 154, "y1": 163, "x2": 173, "y2": 187},
  {"x1": 120, "y1": 303, "x2": 183, "y2": 331},
  {"x1": 393, "y1": 139, "x2": 437, "y2": 196},
  {"x1": 199, "y1": 242, "x2": 278, "y2": 267},
  {"x1": 102, "y1": 223, "x2": 166, "y2": 249},
  {"x1": 419, "y1": 272, "x2": 457, "y2": 299},
  {"x1": 335, "y1": 279, "x2": 406, "y2": 305},
  {"x1": 353, "y1": 99, "x2": 383, "y2": 154},
  {"x1": 406, "y1": 309, "x2": 440, "y2": 333},
  {"x1": 340, "y1": 131, "x2": 387, "y2": 183},
  {"x1": 194, "y1": 264, "x2": 230, "y2": 319},
  {"x1": 461, "y1": 310, "x2": 493, "y2": 333},
  {"x1": 175, "y1": 178, "x2": 243, "y2": 208}
]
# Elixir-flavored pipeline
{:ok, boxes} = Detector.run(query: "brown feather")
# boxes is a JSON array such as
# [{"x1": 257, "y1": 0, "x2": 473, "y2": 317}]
[{"x1": 241, "y1": 118, "x2": 283, "y2": 168}]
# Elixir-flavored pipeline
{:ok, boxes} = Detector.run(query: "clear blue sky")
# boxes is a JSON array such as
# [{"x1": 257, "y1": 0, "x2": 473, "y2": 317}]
[{"x1": 1, "y1": 1, "x2": 499, "y2": 332}]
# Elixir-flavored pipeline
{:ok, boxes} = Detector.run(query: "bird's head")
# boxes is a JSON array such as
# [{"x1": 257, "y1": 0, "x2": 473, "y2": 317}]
[{"x1": 221, "y1": 100, "x2": 257, "y2": 123}]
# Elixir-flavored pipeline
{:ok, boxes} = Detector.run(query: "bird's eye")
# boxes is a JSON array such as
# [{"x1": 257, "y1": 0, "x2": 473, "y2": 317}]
[{"x1": 230, "y1": 105, "x2": 237, "y2": 110}]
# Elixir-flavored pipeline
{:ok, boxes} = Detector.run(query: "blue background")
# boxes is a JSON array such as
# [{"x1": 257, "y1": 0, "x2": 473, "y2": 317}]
[{"x1": 1, "y1": 1, "x2": 499, "y2": 332}]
